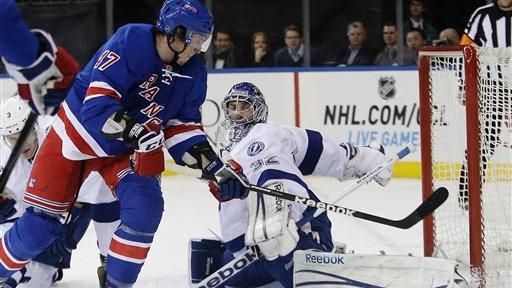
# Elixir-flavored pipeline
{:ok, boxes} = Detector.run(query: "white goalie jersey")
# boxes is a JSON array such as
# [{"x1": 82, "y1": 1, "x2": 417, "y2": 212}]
[{"x1": 219, "y1": 121, "x2": 353, "y2": 254}]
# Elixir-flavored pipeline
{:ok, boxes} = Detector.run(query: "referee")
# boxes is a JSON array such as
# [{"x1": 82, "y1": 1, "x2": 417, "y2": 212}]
[
  {"x1": 461, "y1": 0, "x2": 512, "y2": 47},
  {"x1": 458, "y1": 0, "x2": 512, "y2": 210}
]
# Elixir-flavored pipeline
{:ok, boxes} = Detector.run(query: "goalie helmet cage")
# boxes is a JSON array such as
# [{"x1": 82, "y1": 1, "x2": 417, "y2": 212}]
[{"x1": 419, "y1": 45, "x2": 511, "y2": 287}]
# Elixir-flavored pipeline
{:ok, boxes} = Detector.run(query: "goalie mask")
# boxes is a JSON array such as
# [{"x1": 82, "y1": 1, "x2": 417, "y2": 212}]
[
  {"x1": 222, "y1": 82, "x2": 268, "y2": 143},
  {"x1": 0, "y1": 95, "x2": 38, "y2": 159}
]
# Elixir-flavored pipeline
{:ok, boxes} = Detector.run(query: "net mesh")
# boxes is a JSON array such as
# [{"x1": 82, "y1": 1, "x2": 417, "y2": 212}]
[{"x1": 426, "y1": 47, "x2": 511, "y2": 287}]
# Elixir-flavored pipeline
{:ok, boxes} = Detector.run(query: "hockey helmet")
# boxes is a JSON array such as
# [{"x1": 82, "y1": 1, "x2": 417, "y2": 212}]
[
  {"x1": 222, "y1": 82, "x2": 268, "y2": 142},
  {"x1": 155, "y1": 0, "x2": 214, "y2": 52},
  {"x1": 0, "y1": 95, "x2": 38, "y2": 158},
  {"x1": 0, "y1": 95, "x2": 31, "y2": 136}
]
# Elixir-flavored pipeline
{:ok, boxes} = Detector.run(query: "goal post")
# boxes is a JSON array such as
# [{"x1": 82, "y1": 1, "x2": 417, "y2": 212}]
[{"x1": 418, "y1": 45, "x2": 511, "y2": 287}]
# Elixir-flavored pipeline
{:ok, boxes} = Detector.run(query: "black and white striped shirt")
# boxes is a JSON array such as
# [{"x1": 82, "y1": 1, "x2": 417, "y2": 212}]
[{"x1": 462, "y1": 3, "x2": 512, "y2": 47}]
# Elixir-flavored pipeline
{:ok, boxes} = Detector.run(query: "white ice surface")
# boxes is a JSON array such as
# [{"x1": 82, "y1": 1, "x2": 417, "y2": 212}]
[{"x1": 57, "y1": 176, "x2": 423, "y2": 287}]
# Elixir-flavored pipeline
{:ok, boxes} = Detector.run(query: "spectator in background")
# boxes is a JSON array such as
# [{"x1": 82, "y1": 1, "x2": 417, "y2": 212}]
[
  {"x1": 433, "y1": 28, "x2": 461, "y2": 46},
  {"x1": 274, "y1": 25, "x2": 305, "y2": 67},
  {"x1": 209, "y1": 30, "x2": 242, "y2": 69},
  {"x1": 274, "y1": 25, "x2": 320, "y2": 67},
  {"x1": 249, "y1": 32, "x2": 274, "y2": 67},
  {"x1": 375, "y1": 22, "x2": 417, "y2": 66},
  {"x1": 336, "y1": 21, "x2": 376, "y2": 66},
  {"x1": 406, "y1": 27, "x2": 427, "y2": 56},
  {"x1": 403, "y1": 0, "x2": 438, "y2": 44}
]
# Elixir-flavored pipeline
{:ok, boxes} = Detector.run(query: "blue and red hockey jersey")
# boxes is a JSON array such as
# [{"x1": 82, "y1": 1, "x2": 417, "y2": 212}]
[{"x1": 53, "y1": 24, "x2": 208, "y2": 163}]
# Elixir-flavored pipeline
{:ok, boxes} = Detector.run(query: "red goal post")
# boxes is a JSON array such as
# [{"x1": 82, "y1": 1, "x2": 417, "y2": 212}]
[{"x1": 418, "y1": 45, "x2": 511, "y2": 287}]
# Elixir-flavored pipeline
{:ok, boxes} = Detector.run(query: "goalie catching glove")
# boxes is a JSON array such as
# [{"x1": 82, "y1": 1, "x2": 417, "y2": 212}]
[
  {"x1": 102, "y1": 109, "x2": 164, "y2": 176},
  {"x1": 340, "y1": 141, "x2": 393, "y2": 186},
  {"x1": 2, "y1": 29, "x2": 79, "y2": 115}
]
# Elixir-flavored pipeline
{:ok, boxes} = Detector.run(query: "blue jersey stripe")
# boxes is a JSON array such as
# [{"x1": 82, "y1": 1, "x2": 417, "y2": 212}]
[{"x1": 298, "y1": 130, "x2": 324, "y2": 176}]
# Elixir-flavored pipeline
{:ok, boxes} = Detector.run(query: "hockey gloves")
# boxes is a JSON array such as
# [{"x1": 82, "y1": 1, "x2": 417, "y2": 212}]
[
  {"x1": 0, "y1": 197, "x2": 16, "y2": 223},
  {"x1": 102, "y1": 110, "x2": 165, "y2": 176},
  {"x1": 207, "y1": 158, "x2": 250, "y2": 201},
  {"x1": 128, "y1": 124, "x2": 165, "y2": 177},
  {"x1": 2, "y1": 29, "x2": 79, "y2": 115},
  {"x1": 182, "y1": 142, "x2": 250, "y2": 201}
]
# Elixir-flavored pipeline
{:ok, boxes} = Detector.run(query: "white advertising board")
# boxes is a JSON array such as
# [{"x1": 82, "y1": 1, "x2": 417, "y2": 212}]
[
  {"x1": 0, "y1": 68, "x2": 422, "y2": 176},
  {"x1": 299, "y1": 70, "x2": 421, "y2": 161}
]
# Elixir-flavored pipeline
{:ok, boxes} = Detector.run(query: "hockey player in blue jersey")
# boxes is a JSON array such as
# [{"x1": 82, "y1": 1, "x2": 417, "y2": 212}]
[
  {"x1": 189, "y1": 82, "x2": 394, "y2": 287},
  {"x1": 0, "y1": 95, "x2": 120, "y2": 288},
  {"x1": 0, "y1": 0, "x2": 79, "y2": 115},
  {"x1": 0, "y1": 1, "x2": 247, "y2": 287}
]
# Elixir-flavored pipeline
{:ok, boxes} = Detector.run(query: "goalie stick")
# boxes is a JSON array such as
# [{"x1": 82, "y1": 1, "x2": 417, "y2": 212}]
[
  {"x1": 312, "y1": 143, "x2": 416, "y2": 218},
  {"x1": 0, "y1": 112, "x2": 37, "y2": 194},
  {"x1": 167, "y1": 143, "x2": 426, "y2": 228},
  {"x1": 166, "y1": 161, "x2": 447, "y2": 229}
]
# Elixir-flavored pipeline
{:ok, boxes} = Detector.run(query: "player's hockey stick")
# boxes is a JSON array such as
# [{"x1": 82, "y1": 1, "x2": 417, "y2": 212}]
[
  {"x1": 247, "y1": 185, "x2": 447, "y2": 229},
  {"x1": 166, "y1": 161, "x2": 447, "y2": 229},
  {"x1": 312, "y1": 143, "x2": 416, "y2": 218},
  {"x1": 0, "y1": 112, "x2": 37, "y2": 194}
]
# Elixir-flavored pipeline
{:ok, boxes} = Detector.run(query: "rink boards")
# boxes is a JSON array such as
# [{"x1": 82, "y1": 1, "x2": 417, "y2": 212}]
[{"x1": 1, "y1": 67, "x2": 422, "y2": 178}]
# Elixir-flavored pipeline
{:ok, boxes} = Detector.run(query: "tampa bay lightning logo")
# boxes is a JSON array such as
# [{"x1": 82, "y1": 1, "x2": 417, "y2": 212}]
[{"x1": 247, "y1": 141, "x2": 265, "y2": 156}]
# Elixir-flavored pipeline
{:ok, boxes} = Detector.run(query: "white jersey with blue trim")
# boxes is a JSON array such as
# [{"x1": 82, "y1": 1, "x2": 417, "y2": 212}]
[{"x1": 219, "y1": 121, "x2": 348, "y2": 254}]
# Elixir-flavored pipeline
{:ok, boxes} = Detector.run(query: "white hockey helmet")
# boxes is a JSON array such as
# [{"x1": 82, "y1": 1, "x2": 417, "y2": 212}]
[{"x1": 0, "y1": 95, "x2": 31, "y2": 136}]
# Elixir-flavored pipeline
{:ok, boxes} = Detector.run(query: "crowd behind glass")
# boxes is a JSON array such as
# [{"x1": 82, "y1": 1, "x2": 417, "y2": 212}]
[{"x1": 207, "y1": 0, "x2": 462, "y2": 68}]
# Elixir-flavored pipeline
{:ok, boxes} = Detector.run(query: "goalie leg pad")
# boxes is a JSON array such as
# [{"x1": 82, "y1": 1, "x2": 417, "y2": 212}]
[{"x1": 188, "y1": 238, "x2": 225, "y2": 284}]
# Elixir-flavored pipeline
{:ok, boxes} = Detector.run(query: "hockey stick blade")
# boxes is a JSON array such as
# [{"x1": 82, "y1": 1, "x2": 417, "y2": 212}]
[
  {"x1": 0, "y1": 112, "x2": 37, "y2": 195},
  {"x1": 351, "y1": 187, "x2": 449, "y2": 229}
]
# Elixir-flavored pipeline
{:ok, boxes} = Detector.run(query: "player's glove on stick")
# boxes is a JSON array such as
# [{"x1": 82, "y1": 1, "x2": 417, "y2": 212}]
[
  {"x1": 207, "y1": 159, "x2": 249, "y2": 201},
  {"x1": 0, "y1": 197, "x2": 16, "y2": 223},
  {"x1": 2, "y1": 29, "x2": 79, "y2": 115},
  {"x1": 183, "y1": 143, "x2": 250, "y2": 201}
]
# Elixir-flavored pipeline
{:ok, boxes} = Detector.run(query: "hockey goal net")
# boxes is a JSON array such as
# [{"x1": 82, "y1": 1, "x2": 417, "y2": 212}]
[{"x1": 419, "y1": 45, "x2": 511, "y2": 287}]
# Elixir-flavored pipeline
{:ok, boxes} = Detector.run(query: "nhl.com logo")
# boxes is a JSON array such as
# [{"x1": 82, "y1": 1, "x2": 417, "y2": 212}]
[{"x1": 378, "y1": 76, "x2": 396, "y2": 100}]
